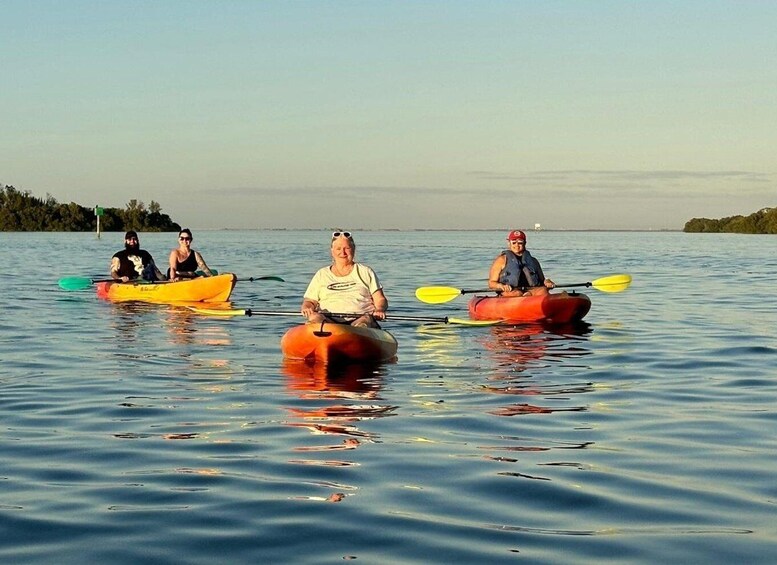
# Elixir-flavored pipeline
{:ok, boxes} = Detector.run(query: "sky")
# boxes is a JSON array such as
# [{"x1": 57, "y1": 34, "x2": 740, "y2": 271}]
[{"x1": 2, "y1": 1, "x2": 775, "y2": 231}]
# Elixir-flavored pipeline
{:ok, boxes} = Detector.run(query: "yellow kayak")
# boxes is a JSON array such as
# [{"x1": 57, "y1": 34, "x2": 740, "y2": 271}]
[{"x1": 96, "y1": 273, "x2": 236, "y2": 304}]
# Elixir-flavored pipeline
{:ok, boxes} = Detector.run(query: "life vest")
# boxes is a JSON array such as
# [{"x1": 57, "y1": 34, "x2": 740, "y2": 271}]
[{"x1": 498, "y1": 250, "x2": 543, "y2": 288}]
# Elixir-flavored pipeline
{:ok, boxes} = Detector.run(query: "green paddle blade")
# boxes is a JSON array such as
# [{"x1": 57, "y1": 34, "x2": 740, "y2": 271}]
[
  {"x1": 58, "y1": 277, "x2": 96, "y2": 291},
  {"x1": 415, "y1": 286, "x2": 463, "y2": 304},
  {"x1": 590, "y1": 274, "x2": 632, "y2": 293}
]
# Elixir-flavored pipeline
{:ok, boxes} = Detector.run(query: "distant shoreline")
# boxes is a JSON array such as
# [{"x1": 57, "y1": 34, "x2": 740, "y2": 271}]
[{"x1": 204, "y1": 228, "x2": 684, "y2": 233}]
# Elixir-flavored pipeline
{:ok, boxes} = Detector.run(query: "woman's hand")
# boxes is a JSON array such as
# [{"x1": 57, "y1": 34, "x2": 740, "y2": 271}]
[{"x1": 301, "y1": 301, "x2": 319, "y2": 319}]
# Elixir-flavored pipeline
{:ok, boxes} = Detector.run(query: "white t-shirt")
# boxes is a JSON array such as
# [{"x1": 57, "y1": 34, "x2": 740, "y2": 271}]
[{"x1": 304, "y1": 263, "x2": 382, "y2": 315}]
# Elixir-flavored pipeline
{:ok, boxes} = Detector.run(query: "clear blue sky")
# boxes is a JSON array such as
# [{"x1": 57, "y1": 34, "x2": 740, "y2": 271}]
[{"x1": 2, "y1": 1, "x2": 775, "y2": 230}]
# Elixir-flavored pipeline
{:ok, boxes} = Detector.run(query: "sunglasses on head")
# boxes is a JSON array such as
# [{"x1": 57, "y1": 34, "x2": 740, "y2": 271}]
[
  {"x1": 179, "y1": 237, "x2": 191, "y2": 241},
  {"x1": 332, "y1": 231, "x2": 352, "y2": 239}
]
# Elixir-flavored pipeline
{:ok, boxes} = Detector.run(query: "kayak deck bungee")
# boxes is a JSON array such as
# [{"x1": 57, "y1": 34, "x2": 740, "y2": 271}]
[
  {"x1": 468, "y1": 291, "x2": 591, "y2": 324},
  {"x1": 280, "y1": 322, "x2": 398, "y2": 364},
  {"x1": 95, "y1": 273, "x2": 237, "y2": 304}
]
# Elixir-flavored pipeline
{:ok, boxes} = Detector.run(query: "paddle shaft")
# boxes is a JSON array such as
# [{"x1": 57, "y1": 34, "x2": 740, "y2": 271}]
[
  {"x1": 236, "y1": 276, "x2": 285, "y2": 282},
  {"x1": 242, "y1": 309, "x2": 448, "y2": 323},
  {"x1": 180, "y1": 271, "x2": 283, "y2": 282},
  {"x1": 458, "y1": 282, "x2": 591, "y2": 295}
]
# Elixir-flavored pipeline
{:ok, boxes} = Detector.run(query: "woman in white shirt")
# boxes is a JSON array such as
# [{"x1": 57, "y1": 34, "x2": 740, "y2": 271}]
[{"x1": 300, "y1": 230, "x2": 388, "y2": 328}]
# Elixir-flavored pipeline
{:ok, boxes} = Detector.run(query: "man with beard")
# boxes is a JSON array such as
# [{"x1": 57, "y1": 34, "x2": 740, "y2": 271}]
[{"x1": 110, "y1": 230, "x2": 167, "y2": 282}]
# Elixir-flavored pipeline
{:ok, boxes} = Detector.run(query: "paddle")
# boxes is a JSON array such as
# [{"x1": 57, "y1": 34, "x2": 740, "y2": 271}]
[
  {"x1": 237, "y1": 276, "x2": 285, "y2": 282},
  {"x1": 59, "y1": 277, "x2": 118, "y2": 291},
  {"x1": 59, "y1": 273, "x2": 284, "y2": 290},
  {"x1": 186, "y1": 269, "x2": 285, "y2": 282},
  {"x1": 188, "y1": 307, "x2": 502, "y2": 326},
  {"x1": 194, "y1": 269, "x2": 285, "y2": 282},
  {"x1": 415, "y1": 274, "x2": 632, "y2": 304}
]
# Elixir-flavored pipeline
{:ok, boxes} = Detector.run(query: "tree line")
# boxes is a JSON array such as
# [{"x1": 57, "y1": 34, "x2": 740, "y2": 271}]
[
  {"x1": 0, "y1": 185, "x2": 180, "y2": 232},
  {"x1": 684, "y1": 206, "x2": 777, "y2": 234}
]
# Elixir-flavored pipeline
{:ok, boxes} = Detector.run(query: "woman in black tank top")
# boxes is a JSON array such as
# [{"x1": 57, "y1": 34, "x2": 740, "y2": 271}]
[{"x1": 168, "y1": 228, "x2": 214, "y2": 281}]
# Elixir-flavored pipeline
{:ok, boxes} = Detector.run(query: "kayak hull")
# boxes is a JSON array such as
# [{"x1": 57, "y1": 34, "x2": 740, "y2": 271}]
[
  {"x1": 281, "y1": 322, "x2": 398, "y2": 364},
  {"x1": 468, "y1": 292, "x2": 591, "y2": 324},
  {"x1": 95, "y1": 274, "x2": 236, "y2": 304}
]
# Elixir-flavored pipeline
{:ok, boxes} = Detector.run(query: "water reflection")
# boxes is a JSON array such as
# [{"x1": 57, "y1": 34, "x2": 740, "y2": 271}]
[
  {"x1": 162, "y1": 305, "x2": 232, "y2": 348},
  {"x1": 104, "y1": 301, "x2": 233, "y2": 347},
  {"x1": 163, "y1": 306, "x2": 236, "y2": 384},
  {"x1": 475, "y1": 323, "x2": 597, "y2": 480},
  {"x1": 282, "y1": 360, "x2": 394, "y2": 440},
  {"x1": 478, "y1": 322, "x2": 593, "y2": 378},
  {"x1": 282, "y1": 360, "x2": 396, "y2": 503},
  {"x1": 478, "y1": 323, "x2": 594, "y2": 413},
  {"x1": 105, "y1": 302, "x2": 234, "y2": 377},
  {"x1": 163, "y1": 305, "x2": 198, "y2": 347},
  {"x1": 106, "y1": 301, "x2": 156, "y2": 347},
  {"x1": 413, "y1": 324, "x2": 466, "y2": 367},
  {"x1": 283, "y1": 359, "x2": 384, "y2": 399}
]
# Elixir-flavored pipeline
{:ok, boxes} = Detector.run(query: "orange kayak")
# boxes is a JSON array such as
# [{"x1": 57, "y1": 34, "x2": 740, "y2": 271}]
[
  {"x1": 280, "y1": 322, "x2": 398, "y2": 364},
  {"x1": 468, "y1": 292, "x2": 591, "y2": 324},
  {"x1": 95, "y1": 273, "x2": 236, "y2": 304}
]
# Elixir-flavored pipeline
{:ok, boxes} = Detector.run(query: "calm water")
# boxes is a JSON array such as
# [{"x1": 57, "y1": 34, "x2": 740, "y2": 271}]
[{"x1": 1, "y1": 230, "x2": 776, "y2": 564}]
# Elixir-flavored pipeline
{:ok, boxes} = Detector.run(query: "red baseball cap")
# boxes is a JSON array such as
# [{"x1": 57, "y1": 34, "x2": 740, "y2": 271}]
[{"x1": 506, "y1": 230, "x2": 526, "y2": 242}]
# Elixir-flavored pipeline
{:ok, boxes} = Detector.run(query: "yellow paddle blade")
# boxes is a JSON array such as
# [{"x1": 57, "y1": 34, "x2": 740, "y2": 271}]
[
  {"x1": 188, "y1": 307, "x2": 247, "y2": 316},
  {"x1": 415, "y1": 286, "x2": 463, "y2": 304},
  {"x1": 590, "y1": 274, "x2": 632, "y2": 293},
  {"x1": 448, "y1": 317, "x2": 503, "y2": 326}
]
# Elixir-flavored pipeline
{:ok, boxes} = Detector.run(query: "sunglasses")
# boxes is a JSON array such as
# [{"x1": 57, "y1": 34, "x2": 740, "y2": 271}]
[
  {"x1": 509, "y1": 240, "x2": 525, "y2": 244},
  {"x1": 179, "y1": 237, "x2": 192, "y2": 241},
  {"x1": 126, "y1": 237, "x2": 138, "y2": 241},
  {"x1": 331, "y1": 231, "x2": 352, "y2": 239}
]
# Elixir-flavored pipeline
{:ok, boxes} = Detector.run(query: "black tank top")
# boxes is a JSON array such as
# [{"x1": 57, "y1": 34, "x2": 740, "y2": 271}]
[{"x1": 175, "y1": 251, "x2": 199, "y2": 273}]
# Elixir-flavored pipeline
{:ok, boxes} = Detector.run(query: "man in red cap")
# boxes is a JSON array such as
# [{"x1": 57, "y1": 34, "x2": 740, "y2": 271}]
[{"x1": 487, "y1": 230, "x2": 555, "y2": 296}]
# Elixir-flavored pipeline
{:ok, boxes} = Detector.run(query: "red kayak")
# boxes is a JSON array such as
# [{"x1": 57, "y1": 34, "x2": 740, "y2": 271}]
[
  {"x1": 468, "y1": 292, "x2": 591, "y2": 324},
  {"x1": 280, "y1": 322, "x2": 398, "y2": 364}
]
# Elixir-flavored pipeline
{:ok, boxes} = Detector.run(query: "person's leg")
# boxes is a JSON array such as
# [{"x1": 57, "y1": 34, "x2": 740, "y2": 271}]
[{"x1": 350, "y1": 314, "x2": 378, "y2": 328}]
